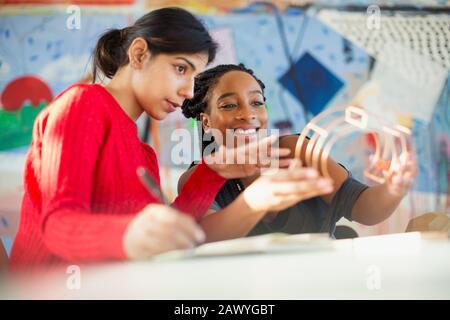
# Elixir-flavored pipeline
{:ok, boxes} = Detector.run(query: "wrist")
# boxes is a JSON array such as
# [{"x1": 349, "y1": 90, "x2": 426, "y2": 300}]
[
  {"x1": 199, "y1": 159, "x2": 227, "y2": 180},
  {"x1": 240, "y1": 189, "x2": 268, "y2": 215},
  {"x1": 201, "y1": 158, "x2": 226, "y2": 177},
  {"x1": 384, "y1": 181, "x2": 407, "y2": 199}
]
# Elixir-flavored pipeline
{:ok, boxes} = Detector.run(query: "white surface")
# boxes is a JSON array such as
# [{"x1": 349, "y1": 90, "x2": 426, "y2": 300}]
[{"x1": 2, "y1": 232, "x2": 450, "y2": 299}]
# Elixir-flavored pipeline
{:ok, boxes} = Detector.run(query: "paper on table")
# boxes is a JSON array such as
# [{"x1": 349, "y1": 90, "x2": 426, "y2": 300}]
[
  {"x1": 196, "y1": 232, "x2": 333, "y2": 256},
  {"x1": 153, "y1": 233, "x2": 333, "y2": 261}
]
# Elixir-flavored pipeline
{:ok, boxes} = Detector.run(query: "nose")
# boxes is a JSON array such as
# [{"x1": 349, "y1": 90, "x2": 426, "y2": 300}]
[
  {"x1": 236, "y1": 104, "x2": 256, "y2": 121},
  {"x1": 178, "y1": 78, "x2": 195, "y2": 100}
]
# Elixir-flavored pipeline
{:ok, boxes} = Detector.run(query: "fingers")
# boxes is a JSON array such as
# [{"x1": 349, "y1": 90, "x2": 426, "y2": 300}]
[
  {"x1": 387, "y1": 157, "x2": 417, "y2": 187},
  {"x1": 128, "y1": 206, "x2": 205, "y2": 259},
  {"x1": 401, "y1": 161, "x2": 417, "y2": 177},
  {"x1": 266, "y1": 146, "x2": 291, "y2": 158},
  {"x1": 150, "y1": 209, "x2": 204, "y2": 245},
  {"x1": 391, "y1": 174, "x2": 414, "y2": 189},
  {"x1": 266, "y1": 181, "x2": 334, "y2": 211},
  {"x1": 272, "y1": 178, "x2": 334, "y2": 196},
  {"x1": 262, "y1": 159, "x2": 316, "y2": 180},
  {"x1": 384, "y1": 158, "x2": 417, "y2": 182},
  {"x1": 274, "y1": 187, "x2": 332, "y2": 205},
  {"x1": 174, "y1": 212, "x2": 206, "y2": 244},
  {"x1": 261, "y1": 158, "x2": 301, "y2": 170},
  {"x1": 137, "y1": 236, "x2": 172, "y2": 258},
  {"x1": 278, "y1": 158, "x2": 294, "y2": 169},
  {"x1": 248, "y1": 134, "x2": 291, "y2": 166},
  {"x1": 206, "y1": 134, "x2": 295, "y2": 179},
  {"x1": 269, "y1": 166, "x2": 319, "y2": 182},
  {"x1": 385, "y1": 159, "x2": 416, "y2": 196},
  {"x1": 288, "y1": 158, "x2": 302, "y2": 169}
]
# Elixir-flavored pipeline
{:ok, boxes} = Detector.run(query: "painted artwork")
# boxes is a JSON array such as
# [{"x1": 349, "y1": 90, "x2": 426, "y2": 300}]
[
  {"x1": 0, "y1": 4, "x2": 449, "y2": 238},
  {"x1": 0, "y1": 76, "x2": 52, "y2": 150},
  {"x1": 279, "y1": 52, "x2": 345, "y2": 116},
  {"x1": 0, "y1": 12, "x2": 130, "y2": 151},
  {"x1": 1, "y1": 0, "x2": 133, "y2": 4}
]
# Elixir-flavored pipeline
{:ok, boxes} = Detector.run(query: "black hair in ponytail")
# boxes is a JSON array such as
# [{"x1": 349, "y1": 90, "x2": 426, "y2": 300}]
[{"x1": 92, "y1": 7, "x2": 217, "y2": 82}]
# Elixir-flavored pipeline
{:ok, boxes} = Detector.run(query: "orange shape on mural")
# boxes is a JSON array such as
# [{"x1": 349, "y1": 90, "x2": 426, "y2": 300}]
[{"x1": 1, "y1": 75, "x2": 53, "y2": 112}]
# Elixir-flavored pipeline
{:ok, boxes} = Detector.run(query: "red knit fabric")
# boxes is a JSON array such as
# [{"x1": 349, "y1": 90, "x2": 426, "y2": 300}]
[{"x1": 9, "y1": 83, "x2": 225, "y2": 270}]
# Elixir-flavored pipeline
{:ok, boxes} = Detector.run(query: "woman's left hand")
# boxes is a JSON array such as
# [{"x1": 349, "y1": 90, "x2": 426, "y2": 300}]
[{"x1": 384, "y1": 154, "x2": 417, "y2": 197}]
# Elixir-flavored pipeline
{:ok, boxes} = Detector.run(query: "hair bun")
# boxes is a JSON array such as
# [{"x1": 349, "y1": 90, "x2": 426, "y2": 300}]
[
  {"x1": 92, "y1": 28, "x2": 126, "y2": 79},
  {"x1": 181, "y1": 100, "x2": 203, "y2": 119}
]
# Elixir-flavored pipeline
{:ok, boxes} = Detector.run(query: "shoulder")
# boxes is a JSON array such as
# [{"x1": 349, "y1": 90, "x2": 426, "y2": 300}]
[
  {"x1": 56, "y1": 83, "x2": 105, "y2": 101},
  {"x1": 51, "y1": 83, "x2": 110, "y2": 114},
  {"x1": 36, "y1": 84, "x2": 113, "y2": 138},
  {"x1": 47, "y1": 84, "x2": 111, "y2": 121}
]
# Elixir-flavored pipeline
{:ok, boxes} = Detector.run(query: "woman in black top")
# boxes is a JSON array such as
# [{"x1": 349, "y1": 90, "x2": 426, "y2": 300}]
[{"x1": 179, "y1": 64, "x2": 416, "y2": 242}]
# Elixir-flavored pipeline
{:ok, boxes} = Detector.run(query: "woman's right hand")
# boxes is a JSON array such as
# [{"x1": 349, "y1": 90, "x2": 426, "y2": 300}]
[
  {"x1": 204, "y1": 135, "x2": 291, "y2": 179},
  {"x1": 122, "y1": 204, "x2": 205, "y2": 260},
  {"x1": 242, "y1": 160, "x2": 334, "y2": 213}
]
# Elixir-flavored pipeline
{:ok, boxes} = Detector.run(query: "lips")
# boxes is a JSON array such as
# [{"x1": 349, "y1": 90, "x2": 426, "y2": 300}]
[
  {"x1": 165, "y1": 99, "x2": 180, "y2": 112},
  {"x1": 233, "y1": 127, "x2": 260, "y2": 136}
]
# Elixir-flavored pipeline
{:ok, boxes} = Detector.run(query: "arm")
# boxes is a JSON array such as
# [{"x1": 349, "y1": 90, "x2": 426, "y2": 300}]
[
  {"x1": 40, "y1": 86, "x2": 134, "y2": 262},
  {"x1": 280, "y1": 135, "x2": 417, "y2": 225},
  {"x1": 174, "y1": 135, "x2": 293, "y2": 220},
  {"x1": 351, "y1": 184, "x2": 403, "y2": 225},
  {"x1": 178, "y1": 161, "x2": 332, "y2": 243},
  {"x1": 174, "y1": 161, "x2": 226, "y2": 220},
  {"x1": 179, "y1": 166, "x2": 265, "y2": 242},
  {"x1": 351, "y1": 159, "x2": 416, "y2": 225},
  {"x1": 199, "y1": 197, "x2": 267, "y2": 243},
  {"x1": 178, "y1": 165, "x2": 261, "y2": 241},
  {"x1": 178, "y1": 166, "x2": 266, "y2": 242}
]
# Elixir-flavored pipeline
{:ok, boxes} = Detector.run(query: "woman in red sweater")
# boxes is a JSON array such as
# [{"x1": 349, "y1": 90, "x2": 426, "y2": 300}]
[{"x1": 9, "y1": 8, "x2": 289, "y2": 271}]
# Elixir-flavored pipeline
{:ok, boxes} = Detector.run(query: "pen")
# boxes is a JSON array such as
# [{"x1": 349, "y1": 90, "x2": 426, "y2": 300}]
[{"x1": 136, "y1": 166, "x2": 171, "y2": 206}]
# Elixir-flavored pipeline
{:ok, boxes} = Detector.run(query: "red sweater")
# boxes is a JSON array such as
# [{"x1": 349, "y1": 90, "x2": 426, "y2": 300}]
[{"x1": 9, "y1": 84, "x2": 225, "y2": 270}]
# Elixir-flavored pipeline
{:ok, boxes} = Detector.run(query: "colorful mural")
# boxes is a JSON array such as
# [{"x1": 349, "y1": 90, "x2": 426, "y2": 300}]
[
  {"x1": 0, "y1": 12, "x2": 130, "y2": 150},
  {"x1": 0, "y1": 2, "x2": 449, "y2": 239}
]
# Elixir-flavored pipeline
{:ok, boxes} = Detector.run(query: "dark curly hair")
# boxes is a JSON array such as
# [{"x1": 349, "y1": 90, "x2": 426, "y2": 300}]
[
  {"x1": 181, "y1": 63, "x2": 266, "y2": 119},
  {"x1": 181, "y1": 63, "x2": 266, "y2": 153}
]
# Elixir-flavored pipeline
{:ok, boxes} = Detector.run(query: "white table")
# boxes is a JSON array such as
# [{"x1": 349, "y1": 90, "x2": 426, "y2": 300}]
[{"x1": 2, "y1": 232, "x2": 450, "y2": 299}]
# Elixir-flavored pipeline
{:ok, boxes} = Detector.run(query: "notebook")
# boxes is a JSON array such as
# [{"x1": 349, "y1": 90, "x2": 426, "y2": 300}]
[{"x1": 153, "y1": 233, "x2": 333, "y2": 261}]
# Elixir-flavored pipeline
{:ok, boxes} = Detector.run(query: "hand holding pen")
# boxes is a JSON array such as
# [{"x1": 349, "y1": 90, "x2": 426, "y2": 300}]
[{"x1": 120, "y1": 167, "x2": 205, "y2": 260}]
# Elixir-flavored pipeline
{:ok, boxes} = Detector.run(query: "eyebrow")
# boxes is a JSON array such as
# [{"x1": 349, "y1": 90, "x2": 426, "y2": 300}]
[
  {"x1": 249, "y1": 89, "x2": 263, "y2": 96},
  {"x1": 217, "y1": 90, "x2": 264, "y2": 102},
  {"x1": 175, "y1": 57, "x2": 196, "y2": 71}
]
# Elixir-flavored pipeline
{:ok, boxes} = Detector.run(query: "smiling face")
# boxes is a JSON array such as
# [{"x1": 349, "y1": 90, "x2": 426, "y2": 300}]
[
  {"x1": 131, "y1": 48, "x2": 209, "y2": 120},
  {"x1": 200, "y1": 70, "x2": 268, "y2": 148}
]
